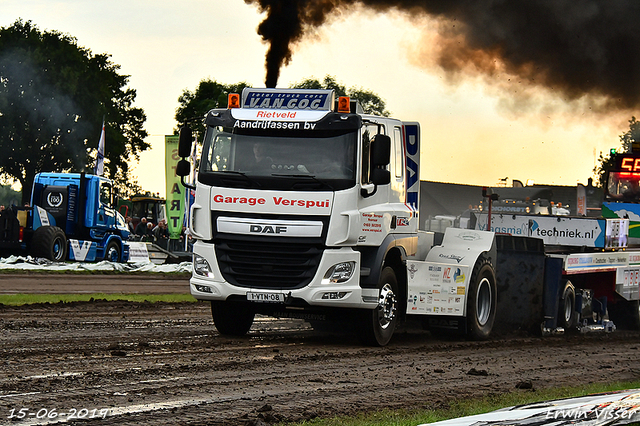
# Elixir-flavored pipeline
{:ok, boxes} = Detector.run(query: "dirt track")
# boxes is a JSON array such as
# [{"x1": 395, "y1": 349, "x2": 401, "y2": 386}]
[{"x1": 1, "y1": 275, "x2": 640, "y2": 425}]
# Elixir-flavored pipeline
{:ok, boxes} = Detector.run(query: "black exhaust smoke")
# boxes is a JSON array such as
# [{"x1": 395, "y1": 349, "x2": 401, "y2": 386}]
[
  {"x1": 245, "y1": 0, "x2": 640, "y2": 111},
  {"x1": 249, "y1": 0, "x2": 343, "y2": 88}
]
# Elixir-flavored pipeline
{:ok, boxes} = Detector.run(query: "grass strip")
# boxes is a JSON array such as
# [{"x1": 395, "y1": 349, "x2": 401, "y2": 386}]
[
  {"x1": 0, "y1": 293, "x2": 197, "y2": 305},
  {"x1": 286, "y1": 380, "x2": 640, "y2": 426}
]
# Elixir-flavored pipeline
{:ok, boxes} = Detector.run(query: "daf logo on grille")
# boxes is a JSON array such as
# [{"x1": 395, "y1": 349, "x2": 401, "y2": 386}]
[{"x1": 250, "y1": 224, "x2": 287, "y2": 234}]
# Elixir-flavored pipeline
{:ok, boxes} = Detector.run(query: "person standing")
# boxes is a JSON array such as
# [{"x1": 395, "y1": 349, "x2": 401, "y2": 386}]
[
  {"x1": 126, "y1": 216, "x2": 135, "y2": 233},
  {"x1": 134, "y1": 217, "x2": 148, "y2": 237}
]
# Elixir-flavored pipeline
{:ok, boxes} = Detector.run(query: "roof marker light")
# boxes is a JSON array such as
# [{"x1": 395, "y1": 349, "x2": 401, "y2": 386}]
[
  {"x1": 337, "y1": 96, "x2": 350, "y2": 113},
  {"x1": 228, "y1": 93, "x2": 240, "y2": 109}
]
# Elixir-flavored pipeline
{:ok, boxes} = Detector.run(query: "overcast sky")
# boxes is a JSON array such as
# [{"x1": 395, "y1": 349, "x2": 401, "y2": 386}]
[{"x1": 2, "y1": 1, "x2": 633, "y2": 196}]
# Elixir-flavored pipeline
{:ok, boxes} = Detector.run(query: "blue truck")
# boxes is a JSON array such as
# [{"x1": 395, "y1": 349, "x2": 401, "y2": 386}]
[{"x1": 0, "y1": 172, "x2": 130, "y2": 262}]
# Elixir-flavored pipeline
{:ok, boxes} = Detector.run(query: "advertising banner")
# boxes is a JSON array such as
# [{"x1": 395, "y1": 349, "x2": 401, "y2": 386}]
[
  {"x1": 603, "y1": 201, "x2": 640, "y2": 239},
  {"x1": 577, "y1": 184, "x2": 586, "y2": 216},
  {"x1": 165, "y1": 135, "x2": 184, "y2": 239},
  {"x1": 475, "y1": 214, "x2": 628, "y2": 249},
  {"x1": 406, "y1": 260, "x2": 469, "y2": 317}
]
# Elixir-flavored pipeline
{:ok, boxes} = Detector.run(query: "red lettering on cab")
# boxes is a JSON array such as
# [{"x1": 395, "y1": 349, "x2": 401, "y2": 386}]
[{"x1": 213, "y1": 194, "x2": 266, "y2": 206}]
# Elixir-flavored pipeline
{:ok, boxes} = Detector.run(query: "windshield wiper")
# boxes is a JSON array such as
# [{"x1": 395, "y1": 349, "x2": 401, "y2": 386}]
[
  {"x1": 216, "y1": 170, "x2": 261, "y2": 187},
  {"x1": 271, "y1": 174, "x2": 334, "y2": 191}
]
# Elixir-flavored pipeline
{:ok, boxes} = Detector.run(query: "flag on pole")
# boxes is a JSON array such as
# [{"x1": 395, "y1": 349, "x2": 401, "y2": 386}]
[{"x1": 94, "y1": 119, "x2": 105, "y2": 176}]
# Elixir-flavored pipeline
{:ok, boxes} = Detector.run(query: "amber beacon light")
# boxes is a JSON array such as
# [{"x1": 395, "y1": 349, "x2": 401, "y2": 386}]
[
  {"x1": 337, "y1": 96, "x2": 350, "y2": 113},
  {"x1": 228, "y1": 93, "x2": 240, "y2": 109}
]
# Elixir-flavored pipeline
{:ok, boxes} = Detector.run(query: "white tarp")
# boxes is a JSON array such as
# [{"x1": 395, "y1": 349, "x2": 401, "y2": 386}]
[
  {"x1": 420, "y1": 389, "x2": 640, "y2": 426},
  {"x1": 0, "y1": 255, "x2": 192, "y2": 274}
]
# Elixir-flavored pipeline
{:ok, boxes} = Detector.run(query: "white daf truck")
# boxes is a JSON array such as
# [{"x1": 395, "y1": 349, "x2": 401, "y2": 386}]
[{"x1": 175, "y1": 87, "x2": 639, "y2": 345}]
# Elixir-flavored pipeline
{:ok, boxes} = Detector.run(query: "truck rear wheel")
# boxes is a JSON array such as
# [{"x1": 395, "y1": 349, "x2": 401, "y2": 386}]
[
  {"x1": 211, "y1": 301, "x2": 255, "y2": 336},
  {"x1": 31, "y1": 226, "x2": 67, "y2": 261},
  {"x1": 358, "y1": 267, "x2": 398, "y2": 346},
  {"x1": 608, "y1": 299, "x2": 640, "y2": 330},
  {"x1": 467, "y1": 259, "x2": 496, "y2": 340},
  {"x1": 557, "y1": 280, "x2": 577, "y2": 330}
]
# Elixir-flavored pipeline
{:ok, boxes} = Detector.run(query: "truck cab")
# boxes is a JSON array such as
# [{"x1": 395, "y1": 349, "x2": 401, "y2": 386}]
[
  {"x1": 118, "y1": 192, "x2": 166, "y2": 233},
  {"x1": 26, "y1": 172, "x2": 130, "y2": 262},
  {"x1": 178, "y1": 88, "x2": 422, "y2": 345}
]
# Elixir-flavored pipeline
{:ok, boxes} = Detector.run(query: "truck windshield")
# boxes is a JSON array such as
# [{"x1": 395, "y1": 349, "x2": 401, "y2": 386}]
[
  {"x1": 607, "y1": 172, "x2": 640, "y2": 202},
  {"x1": 199, "y1": 127, "x2": 356, "y2": 190}
]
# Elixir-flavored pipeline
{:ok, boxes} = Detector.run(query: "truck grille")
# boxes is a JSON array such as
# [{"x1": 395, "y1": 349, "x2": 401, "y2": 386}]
[{"x1": 214, "y1": 236, "x2": 323, "y2": 289}]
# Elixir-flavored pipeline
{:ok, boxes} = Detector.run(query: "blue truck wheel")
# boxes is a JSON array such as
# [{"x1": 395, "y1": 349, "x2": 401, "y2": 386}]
[{"x1": 105, "y1": 241, "x2": 121, "y2": 263}]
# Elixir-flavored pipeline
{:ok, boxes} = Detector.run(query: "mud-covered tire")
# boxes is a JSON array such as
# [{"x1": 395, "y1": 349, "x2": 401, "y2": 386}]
[
  {"x1": 31, "y1": 226, "x2": 67, "y2": 261},
  {"x1": 104, "y1": 241, "x2": 121, "y2": 263},
  {"x1": 557, "y1": 280, "x2": 578, "y2": 330},
  {"x1": 608, "y1": 299, "x2": 640, "y2": 330},
  {"x1": 467, "y1": 259, "x2": 497, "y2": 340},
  {"x1": 211, "y1": 301, "x2": 255, "y2": 336},
  {"x1": 358, "y1": 267, "x2": 399, "y2": 346}
]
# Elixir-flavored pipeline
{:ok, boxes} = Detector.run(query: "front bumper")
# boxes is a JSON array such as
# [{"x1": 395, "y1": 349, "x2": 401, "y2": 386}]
[{"x1": 189, "y1": 241, "x2": 378, "y2": 309}]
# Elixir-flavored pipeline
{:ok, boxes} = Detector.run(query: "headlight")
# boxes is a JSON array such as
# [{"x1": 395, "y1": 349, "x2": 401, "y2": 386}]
[
  {"x1": 193, "y1": 254, "x2": 214, "y2": 278},
  {"x1": 322, "y1": 261, "x2": 356, "y2": 284}
]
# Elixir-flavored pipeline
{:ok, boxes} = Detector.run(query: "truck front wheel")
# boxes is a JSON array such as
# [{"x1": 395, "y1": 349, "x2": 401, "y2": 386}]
[
  {"x1": 211, "y1": 301, "x2": 255, "y2": 336},
  {"x1": 467, "y1": 259, "x2": 497, "y2": 340},
  {"x1": 31, "y1": 226, "x2": 67, "y2": 261},
  {"x1": 105, "y1": 241, "x2": 121, "y2": 262},
  {"x1": 358, "y1": 266, "x2": 398, "y2": 346}
]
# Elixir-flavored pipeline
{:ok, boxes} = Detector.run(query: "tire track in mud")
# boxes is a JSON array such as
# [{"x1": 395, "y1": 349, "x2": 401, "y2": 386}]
[{"x1": 1, "y1": 300, "x2": 640, "y2": 425}]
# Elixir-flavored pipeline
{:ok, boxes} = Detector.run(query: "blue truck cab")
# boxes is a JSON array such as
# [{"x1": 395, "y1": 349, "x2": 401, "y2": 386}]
[{"x1": 27, "y1": 172, "x2": 130, "y2": 262}]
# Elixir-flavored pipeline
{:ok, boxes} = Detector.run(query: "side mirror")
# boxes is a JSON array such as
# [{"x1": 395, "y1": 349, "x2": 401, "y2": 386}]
[
  {"x1": 371, "y1": 134, "x2": 391, "y2": 167},
  {"x1": 371, "y1": 168, "x2": 390, "y2": 186},
  {"x1": 361, "y1": 134, "x2": 391, "y2": 198},
  {"x1": 178, "y1": 126, "x2": 193, "y2": 158},
  {"x1": 176, "y1": 159, "x2": 190, "y2": 177}
]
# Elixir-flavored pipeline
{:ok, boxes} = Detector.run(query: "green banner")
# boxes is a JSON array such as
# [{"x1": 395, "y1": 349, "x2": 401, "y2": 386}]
[{"x1": 165, "y1": 135, "x2": 184, "y2": 239}]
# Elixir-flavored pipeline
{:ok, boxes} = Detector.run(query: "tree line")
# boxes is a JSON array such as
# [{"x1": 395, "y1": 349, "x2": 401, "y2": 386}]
[{"x1": 0, "y1": 20, "x2": 148, "y2": 203}]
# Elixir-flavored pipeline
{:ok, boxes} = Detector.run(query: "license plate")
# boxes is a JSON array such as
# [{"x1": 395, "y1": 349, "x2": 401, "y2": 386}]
[{"x1": 247, "y1": 292, "x2": 285, "y2": 303}]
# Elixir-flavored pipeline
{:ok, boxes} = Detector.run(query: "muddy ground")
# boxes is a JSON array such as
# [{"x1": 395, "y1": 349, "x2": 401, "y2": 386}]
[{"x1": 1, "y1": 276, "x2": 640, "y2": 425}]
